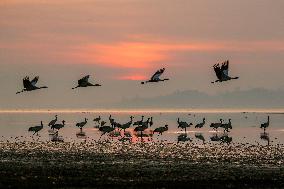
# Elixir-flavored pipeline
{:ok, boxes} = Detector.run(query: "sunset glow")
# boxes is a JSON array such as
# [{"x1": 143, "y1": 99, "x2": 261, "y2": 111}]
[
  {"x1": 1, "y1": 0, "x2": 284, "y2": 109},
  {"x1": 70, "y1": 40, "x2": 284, "y2": 70},
  {"x1": 117, "y1": 74, "x2": 147, "y2": 81},
  {"x1": 73, "y1": 42, "x2": 168, "y2": 68}
]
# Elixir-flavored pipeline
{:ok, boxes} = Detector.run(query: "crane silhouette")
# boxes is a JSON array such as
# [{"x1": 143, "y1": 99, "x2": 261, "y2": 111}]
[
  {"x1": 195, "y1": 118, "x2": 205, "y2": 128},
  {"x1": 16, "y1": 76, "x2": 48, "y2": 94},
  {"x1": 76, "y1": 118, "x2": 88, "y2": 132},
  {"x1": 72, "y1": 75, "x2": 101, "y2": 89},
  {"x1": 177, "y1": 118, "x2": 192, "y2": 133},
  {"x1": 48, "y1": 115, "x2": 58, "y2": 127},
  {"x1": 153, "y1": 125, "x2": 168, "y2": 135},
  {"x1": 141, "y1": 68, "x2": 169, "y2": 84},
  {"x1": 51, "y1": 120, "x2": 65, "y2": 130},
  {"x1": 260, "y1": 116, "x2": 270, "y2": 132},
  {"x1": 212, "y1": 60, "x2": 239, "y2": 83},
  {"x1": 28, "y1": 121, "x2": 44, "y2": 135}
]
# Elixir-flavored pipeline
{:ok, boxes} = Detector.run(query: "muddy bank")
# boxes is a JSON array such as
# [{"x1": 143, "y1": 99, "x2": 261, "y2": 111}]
[{"x1": 0, "y1": 141, "x2": 284, "y2": 188}]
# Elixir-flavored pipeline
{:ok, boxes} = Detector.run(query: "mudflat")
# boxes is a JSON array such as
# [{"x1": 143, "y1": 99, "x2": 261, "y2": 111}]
[{"x1": 0, "y1": 141, "x2": 284, "y2": 188}]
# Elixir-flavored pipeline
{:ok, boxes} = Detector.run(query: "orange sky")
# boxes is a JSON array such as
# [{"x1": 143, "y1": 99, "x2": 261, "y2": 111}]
[
  {"x1": 1, "y1": 0, "x2": 284, "y2": 108},
  {"x1": 71, "y1": 40, "x2": 284, "y2": 69}
]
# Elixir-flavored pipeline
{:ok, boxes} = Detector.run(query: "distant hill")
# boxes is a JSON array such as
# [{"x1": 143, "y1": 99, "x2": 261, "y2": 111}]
[{"x1": 115, "y1": 88, "x2": 284, "y2": 109}]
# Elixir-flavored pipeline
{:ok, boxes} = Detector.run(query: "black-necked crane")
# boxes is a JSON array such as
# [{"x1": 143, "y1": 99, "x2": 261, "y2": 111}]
[
  {"x1": 99, "y1": 125, "x2": 115, "y2": 138},
  {"x1": 221, "y1": 119, "x2": 232, "y2": 132},
  {"x1": 210, "y1": 119, "x2": 223, "y2": 131},
  {"x1": 195, "y1": 118, "x2": 205, "y2": 128},
  {"x1": 120, "y1": 116, "x2": 134, "y2": 132},
  {"x1": 153, "y1": 124, "x2": 168, "y2": 135},
  {"x1": 260, "y1": 116, "x2": 270, "y2": 132},
  {"x1": 141, "y1": 117, "x2": 150, "y2": 127},
  {"x1": 93, "y1": 116, "x2": 101, "y2": 123},
  {"x1": 48, "y1": 115, "x2": 58, "y2": 127},
  {"x1": 212, "y1": 60, "x2": 239, "y2": 83},
  {"x1": 51, "y1": 120, "x2": 65, "y2": 130},
  {"x1": 141, "y1": 68, "x2": 169, "y2": 84},
  {"x1": 100, "y1": 121, "x2": 106, "y2": 127},
  {"x1": 72, "y1": 75, "x2": 101, "y2": 89},
  {"x1": 76, "y1": 118, "x2": 88, "y2": 131},
  {"x1": 109, "y1": 115, "x2": 115, "y2": 127},
  {"x1": 177, "y1": 118, "x2": 192, "y2": 133},
  {"x1": 149, "y1": 117, "x2": 153, "y2": 127},
  {"x1": 28, "y1": 121, "x2": 44, "y2": 135},
  {"x1": 16, "y1": 76, "x2": 48, "y2": 94},
  {"x1": 134, "y1": 122, "x2": 148, "y2": 141},
  {"x1": 133, "y1": 116, "x2": 144, "y2": 126}
]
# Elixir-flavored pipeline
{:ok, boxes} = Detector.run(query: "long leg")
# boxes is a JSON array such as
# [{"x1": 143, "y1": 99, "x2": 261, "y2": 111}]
[{"x1": 99, "y1": 133, "x2": 105, "y2": 140}]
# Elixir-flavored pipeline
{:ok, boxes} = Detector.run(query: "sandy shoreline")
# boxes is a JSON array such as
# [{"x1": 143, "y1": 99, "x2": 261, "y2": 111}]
[{"x1": 1, "y1": 141, "x2": 284, "y2": 188}]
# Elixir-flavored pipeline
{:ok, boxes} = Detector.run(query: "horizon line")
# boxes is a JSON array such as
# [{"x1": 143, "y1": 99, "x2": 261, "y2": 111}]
[{"x1": 0, "y1": 108, "x2": 283, "y2": 114}]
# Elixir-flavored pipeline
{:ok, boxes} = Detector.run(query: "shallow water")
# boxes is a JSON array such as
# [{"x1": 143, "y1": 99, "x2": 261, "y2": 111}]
[{"x1": 0, "y1": 111, "x2": 283, "y2": 145}]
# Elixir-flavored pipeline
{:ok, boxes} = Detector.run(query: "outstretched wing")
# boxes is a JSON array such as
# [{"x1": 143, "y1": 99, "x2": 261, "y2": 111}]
[
  {"x1": 213, "y1": 64, "x2": 222, "y2": 80},
  {"x1": 221, "y1": 60, "x2": 229, "y2": 77},
  {"x1": 30, "y1": 76, "x2": 39, "y2": 86},
  {"x1": 78, "y1": 75, "x2": 90, "y2": 85},
  {"x1": 151, "y1": 68, "x2": 165, "y2": 81},
  {"x1": 23, "y1": 76, "x2": 33, "y2": 89}
]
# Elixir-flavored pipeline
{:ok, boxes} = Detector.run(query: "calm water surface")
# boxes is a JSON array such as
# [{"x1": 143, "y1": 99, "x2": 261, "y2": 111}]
[{"x1": 0, "y1": 111, "x2": 283, "y2": 145}]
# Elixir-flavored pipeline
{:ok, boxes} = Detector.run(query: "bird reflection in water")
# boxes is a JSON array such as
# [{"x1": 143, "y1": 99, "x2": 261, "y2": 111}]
[
  {"x1": 177, "y1": 134, "x2": 192, "y2": 143},
  {"x1": 260, "y1": 132, "x2": 270, "y2": 146},
  {"x1": 220, "y1": 135, "x2": 232, "y2": 145},
  {"x1": 100, "y1": 128, "x2": 153, "y2": 143},
  {"x1": 195, "y1": 133, "x2": 205, "y2": 144},
  {"x1": 50, "y1": 131, "x2": 64, "y2": 142},
  {"x1": 76, "y1": 129, "x2": 87, "y2": 140},
  {"x1": 210, "y1": 133, "x2": 232, "y2": 145}
]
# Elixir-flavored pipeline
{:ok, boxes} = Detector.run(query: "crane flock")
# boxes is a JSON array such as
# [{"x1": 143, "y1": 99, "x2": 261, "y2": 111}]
[
  {"x1": 28, "y1": 114, "x2": 270, "y2": 145},
  {"x1": 16, "y1": 60, "x2": 238, "y2": 94},
  {"x1": 19, "y1": 59, "x2": 269, "y2": 145}
]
